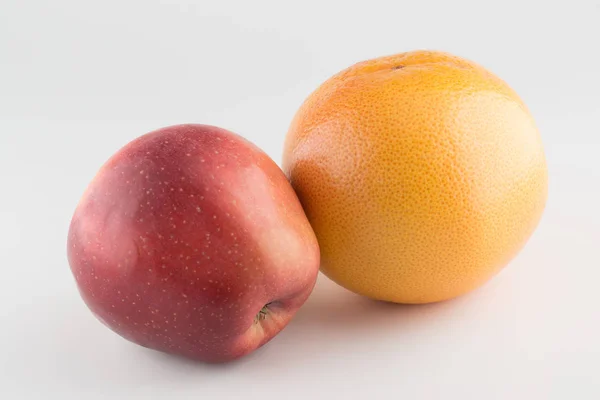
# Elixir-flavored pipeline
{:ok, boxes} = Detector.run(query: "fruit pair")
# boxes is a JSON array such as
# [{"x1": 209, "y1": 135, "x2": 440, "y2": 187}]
[{"x1": 68, "y1": 51, "x2": 548, "y2": 362}]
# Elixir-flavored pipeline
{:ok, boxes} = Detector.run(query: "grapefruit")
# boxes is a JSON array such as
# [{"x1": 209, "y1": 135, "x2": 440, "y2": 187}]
[{"x1": 283, "y1": 50, "x2": 548, "y2": 304}]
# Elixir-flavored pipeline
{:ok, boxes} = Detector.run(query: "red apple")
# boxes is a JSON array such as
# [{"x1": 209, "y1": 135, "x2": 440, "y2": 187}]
[{"x1": 67, "y1": 124, "x2": 320, "y2": 363}]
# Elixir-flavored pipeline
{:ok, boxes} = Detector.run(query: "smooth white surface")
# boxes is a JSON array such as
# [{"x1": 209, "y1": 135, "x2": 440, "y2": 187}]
[{"x1": 1, "y1": 1, "x2": 599, "y2": 398}]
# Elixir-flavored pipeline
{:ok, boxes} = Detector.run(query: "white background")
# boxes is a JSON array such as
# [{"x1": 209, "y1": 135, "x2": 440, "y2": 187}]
[{"x1": 1, "y1": 1, "x2": 599, "y2": 399}]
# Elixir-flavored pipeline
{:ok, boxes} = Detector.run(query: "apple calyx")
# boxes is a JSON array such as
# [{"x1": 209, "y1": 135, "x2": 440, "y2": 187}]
[{"x1": 255, "y1": 302, "x2": 273, "y2": 323}]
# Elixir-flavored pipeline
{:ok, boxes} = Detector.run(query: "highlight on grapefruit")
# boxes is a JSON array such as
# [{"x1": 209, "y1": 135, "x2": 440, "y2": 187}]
[{"x1": 283, "y1": 50, "x2": 548, "y2": 304}]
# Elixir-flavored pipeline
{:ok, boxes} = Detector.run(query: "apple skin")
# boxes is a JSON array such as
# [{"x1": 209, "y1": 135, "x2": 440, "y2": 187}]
[{"x1": 67, "y1": 124, "x2": 320, "y2": 363}]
